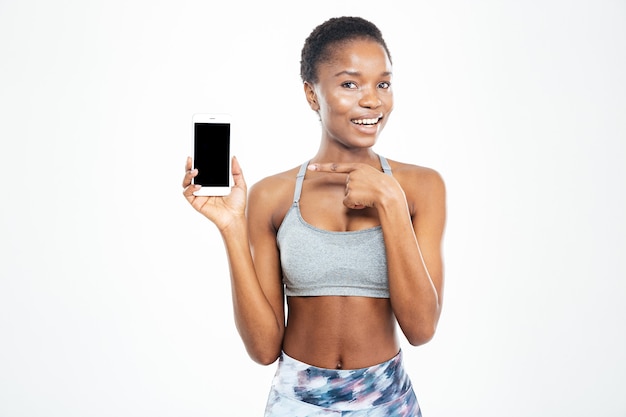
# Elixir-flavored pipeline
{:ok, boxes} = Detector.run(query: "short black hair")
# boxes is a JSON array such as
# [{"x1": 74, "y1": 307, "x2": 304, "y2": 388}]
[{"x1": 300, "y1": 16, "x2": 392, "y2": 84}]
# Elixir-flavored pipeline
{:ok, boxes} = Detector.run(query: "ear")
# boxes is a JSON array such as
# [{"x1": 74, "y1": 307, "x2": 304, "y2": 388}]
[{"x1": 303, "y1": 82, "x2": 320, "y2": 111}]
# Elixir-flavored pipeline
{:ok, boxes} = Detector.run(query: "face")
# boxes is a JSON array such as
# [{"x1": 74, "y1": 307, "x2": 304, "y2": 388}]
[{"x1": 305, "y1": 39, "x2": 394, "y2": 150}]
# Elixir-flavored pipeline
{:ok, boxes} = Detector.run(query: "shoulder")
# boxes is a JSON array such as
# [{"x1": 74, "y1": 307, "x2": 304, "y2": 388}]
[
  {"x1": 248, "y1": 165, "x2": 302, "y2": 231},
  {"x1": 386, "y1": 158, "x2": 445, "y2": 191},
  {"x1": 385, "y1": 157, "x2": 446, "y2": 214},
  {"x1": 249, "y1": 165, "x2": 301, "y2": 201}
]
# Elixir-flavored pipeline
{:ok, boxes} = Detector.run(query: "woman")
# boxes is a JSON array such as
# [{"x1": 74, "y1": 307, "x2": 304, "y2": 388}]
[{"x1": 182, "y1": 16, "x2": 446, "y2": 416}]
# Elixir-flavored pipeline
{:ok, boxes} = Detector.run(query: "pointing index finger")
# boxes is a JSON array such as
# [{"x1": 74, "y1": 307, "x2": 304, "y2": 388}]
[{"x1": 307, "y1": 162, "x2": 357, "y2": 173}]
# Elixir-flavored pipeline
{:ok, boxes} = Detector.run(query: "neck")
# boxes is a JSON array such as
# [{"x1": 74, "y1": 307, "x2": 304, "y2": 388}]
[{"x1": 311, "y1": 143, "x2": 379, "y2": 165}]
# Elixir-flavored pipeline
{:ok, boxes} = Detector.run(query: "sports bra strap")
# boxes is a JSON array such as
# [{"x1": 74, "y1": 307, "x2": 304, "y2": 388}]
[
  {"x1": 293, "y1": 161, "x2": 309, "y2": 203},
  {"x1": 293, "y1": 155, "x2": 392, "y2": 203},
  {"x1": 380, "y1": 155, "x2": 392, "y2": 174}
]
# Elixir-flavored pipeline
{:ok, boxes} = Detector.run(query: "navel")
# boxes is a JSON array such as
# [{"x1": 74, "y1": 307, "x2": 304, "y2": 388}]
[{"x1": 335, "y1": 355, "x2": 343, "y2": 369}]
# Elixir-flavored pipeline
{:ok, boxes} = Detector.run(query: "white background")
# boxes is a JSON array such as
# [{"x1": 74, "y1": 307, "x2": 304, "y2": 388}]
[{"x1": 1, "y1": 0, "x2": 625, "y2": 416}]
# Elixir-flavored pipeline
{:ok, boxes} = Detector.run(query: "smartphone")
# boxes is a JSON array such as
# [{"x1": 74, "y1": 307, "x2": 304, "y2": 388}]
[{"x1": 192, "y1": 113, "x2": 231, "y2": 196}]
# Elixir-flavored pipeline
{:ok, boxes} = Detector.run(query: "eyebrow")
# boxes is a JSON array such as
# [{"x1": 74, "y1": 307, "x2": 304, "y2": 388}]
[{"x1": 334, "y1": 70, "x2": 393, "y2": 77}]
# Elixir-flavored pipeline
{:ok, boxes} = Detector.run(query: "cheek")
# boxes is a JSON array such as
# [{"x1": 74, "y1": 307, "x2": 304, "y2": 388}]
[
  {"x1": 325, "y1": 94, "x2": 354, "y2": 114},
  {"x1": 385, "y1": 98, "x2": 394, "y2": 113},
  {"x1": 383, "y1": 90, "x2": 394, "y2": 107}
]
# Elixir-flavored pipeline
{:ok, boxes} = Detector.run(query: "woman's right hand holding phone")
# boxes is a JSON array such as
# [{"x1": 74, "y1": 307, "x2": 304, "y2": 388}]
[{"x1": 182, "y1": 156, "x2": 247, "y2": 232}]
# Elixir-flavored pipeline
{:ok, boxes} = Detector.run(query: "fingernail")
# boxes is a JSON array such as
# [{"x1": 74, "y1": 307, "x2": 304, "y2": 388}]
[{"x1": 307, "y1": 164, "x2": 317, "y2": 171}]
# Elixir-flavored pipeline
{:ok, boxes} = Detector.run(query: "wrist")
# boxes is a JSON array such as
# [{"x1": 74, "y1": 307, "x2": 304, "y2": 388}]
[
  {"x1": 219, "y1": 214, "x2": 247, "y2": 237},
  {"x1": 375, "y1": 184, "x2": 407, "y2": 213}
]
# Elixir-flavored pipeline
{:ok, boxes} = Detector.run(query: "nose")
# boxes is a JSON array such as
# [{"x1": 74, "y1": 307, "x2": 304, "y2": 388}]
[{"x1": 358, "y1": 87, "x2": 382, "y2": 109}]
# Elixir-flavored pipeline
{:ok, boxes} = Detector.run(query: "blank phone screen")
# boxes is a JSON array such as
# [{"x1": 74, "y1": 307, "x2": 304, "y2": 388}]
[{"x1": 194, "y1": 122, "x2": 230, "y2": 186}]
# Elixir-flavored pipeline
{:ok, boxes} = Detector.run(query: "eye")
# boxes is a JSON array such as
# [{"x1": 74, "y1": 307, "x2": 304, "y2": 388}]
[
  {"x1": 341, "y1": 81, "x2": 358, "y2": 89},
  {"x1": 378, "y1": 81, "x2": 391, "y2": 89}
]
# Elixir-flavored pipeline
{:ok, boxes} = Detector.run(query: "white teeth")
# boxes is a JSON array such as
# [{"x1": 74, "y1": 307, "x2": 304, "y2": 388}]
[{"x1": 352, "y1": 118, "x2": 380, "y2": 125}]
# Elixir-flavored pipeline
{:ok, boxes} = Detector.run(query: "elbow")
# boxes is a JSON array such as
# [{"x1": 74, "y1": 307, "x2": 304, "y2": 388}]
[
  {"x1": 246, "y1": 345, "x2": 282, "y2": 366},
  {"x1": 406, "y1": 331, "x2": 435, "y2": 347},
  {"x1": 403, "y1": 322, "x2": 437, "y2": 347},
  {"x1": 235, "y1": 320, "x2": 284, "y2": 366},
  {"x1": 251, "y1": 352, "x2": 281, "y2": 366},
  {"x1": 399, "y1": 304, "x2": 442, "y2": 346}
]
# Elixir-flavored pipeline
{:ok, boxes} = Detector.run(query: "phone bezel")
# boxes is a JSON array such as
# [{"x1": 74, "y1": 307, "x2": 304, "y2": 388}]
[{"x1": 191, "y1": 113, "x2": 232, "y2": 196}]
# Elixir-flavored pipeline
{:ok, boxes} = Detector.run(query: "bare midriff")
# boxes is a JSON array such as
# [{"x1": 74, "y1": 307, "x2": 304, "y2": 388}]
[{"x1": 282, "y1": 296, "x2": 400, "y2": 370}]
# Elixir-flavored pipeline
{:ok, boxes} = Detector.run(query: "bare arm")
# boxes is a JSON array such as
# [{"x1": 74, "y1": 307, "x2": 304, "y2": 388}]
[
  {"x1": 182, "y1": 157, "x2": 285, "y2": 364},
  {"x1": 377, "y1": 167, "x2": 445, "y2": 345},
  {"x1": 308, "y1": 161, "x2": 446, "y2": 345}
]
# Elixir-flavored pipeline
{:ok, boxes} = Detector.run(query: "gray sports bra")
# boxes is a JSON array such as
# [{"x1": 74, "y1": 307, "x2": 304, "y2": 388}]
[{"x1": 276, "y1": 156, "x2": 392, "y2": 298}]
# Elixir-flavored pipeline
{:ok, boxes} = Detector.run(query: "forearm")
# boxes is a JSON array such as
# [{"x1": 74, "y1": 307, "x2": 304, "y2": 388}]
[
  {"x1": 377, "y1": 196, "x2": 442, "y2": 345},
  {"x1": 221, "y1": 220, "x2": 284, "y2": 364}
]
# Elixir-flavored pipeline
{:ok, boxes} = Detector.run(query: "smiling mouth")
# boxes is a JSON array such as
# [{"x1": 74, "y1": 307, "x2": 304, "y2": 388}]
[{"x1": 351, "y1": 116, "x2": 382, "y2": 126}]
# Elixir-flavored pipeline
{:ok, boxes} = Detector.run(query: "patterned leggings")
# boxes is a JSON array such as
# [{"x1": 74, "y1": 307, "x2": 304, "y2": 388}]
[{"x1": 264, "y1": 350, "x2": 421, "y2": 416}]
